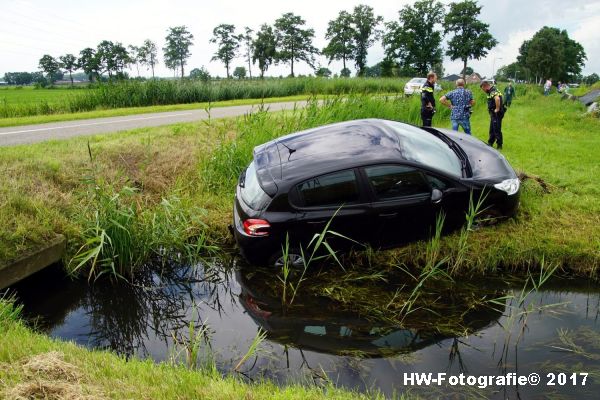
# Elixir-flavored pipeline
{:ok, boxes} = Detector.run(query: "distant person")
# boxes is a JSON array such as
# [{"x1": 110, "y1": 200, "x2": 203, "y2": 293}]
[
  {"x1": 544, "y1": 78, "x2": 552, "y2": 96},
  {"x1": 420, "y1": 72, "x2": 437, "y2": 127},
  {"x1": 439, "y1": 79, "x2": 475, "y2": 135},
  {"x1": 504, "y1": 82, "x2": 515, "y2": 107},
  {"x1": 480, "y1": 80, "x2": 505, "y2": 150}
]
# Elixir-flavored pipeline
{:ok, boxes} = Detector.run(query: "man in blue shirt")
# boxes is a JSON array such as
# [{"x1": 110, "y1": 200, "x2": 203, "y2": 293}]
[{"x1": 439, "y1": 79, "x2": 475, "y2": 135}]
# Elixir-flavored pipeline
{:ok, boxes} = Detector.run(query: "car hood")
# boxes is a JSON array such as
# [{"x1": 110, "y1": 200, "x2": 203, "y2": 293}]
[{"x1": 435, "y1": 128, "x2": 518, "y2": 181}]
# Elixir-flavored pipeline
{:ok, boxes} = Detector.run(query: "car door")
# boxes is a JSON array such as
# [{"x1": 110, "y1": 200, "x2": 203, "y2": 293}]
[
  {"x1": 362, "y1": 164, "x2": 437, "y2": 248},
  {"x1": 290, "y1": 168, "x2": 373, "y2": 253}
]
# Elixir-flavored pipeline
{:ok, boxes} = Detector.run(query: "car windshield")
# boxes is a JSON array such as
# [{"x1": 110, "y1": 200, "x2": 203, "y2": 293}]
[
  {"x1": 409, "y1": 78, "x2": 426, "y2": 85},
  {"x1": 240, "y1": 161, "x2": 270, "y2": 210},
  {"x1": 383, "y1": 121, "x2": 463, "y2": 177}
]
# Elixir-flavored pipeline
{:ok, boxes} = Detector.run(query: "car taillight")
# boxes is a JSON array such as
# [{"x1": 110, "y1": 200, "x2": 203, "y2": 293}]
[{"x1": 243, "y1": 219, "x2": 270, "y2": 236}]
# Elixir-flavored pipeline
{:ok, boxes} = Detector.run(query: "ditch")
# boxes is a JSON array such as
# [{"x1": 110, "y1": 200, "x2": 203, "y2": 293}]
[{"x1": 6, "y1": 254, "x2": 600, "y2": 399}]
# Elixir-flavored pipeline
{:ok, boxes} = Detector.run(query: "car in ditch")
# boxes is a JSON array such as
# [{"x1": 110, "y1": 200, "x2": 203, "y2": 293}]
[{"x1": 231, "y1": 119, "x2": 520, "y2": 267}]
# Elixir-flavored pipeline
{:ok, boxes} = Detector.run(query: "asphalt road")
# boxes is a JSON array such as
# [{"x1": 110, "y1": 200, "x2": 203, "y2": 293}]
[{"x1": 0, "y1": 100, "x2": 308, "y2": 147}]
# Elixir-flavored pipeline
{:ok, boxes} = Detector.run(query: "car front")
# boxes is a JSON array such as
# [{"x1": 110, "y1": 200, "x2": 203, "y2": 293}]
[{"x1": 434, "y1": 128, "x2": 521, "y2": 217}]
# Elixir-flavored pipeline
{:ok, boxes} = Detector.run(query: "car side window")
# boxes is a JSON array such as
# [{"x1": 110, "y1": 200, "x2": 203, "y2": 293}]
[
  {"x1": 365, "y1": 165, "x2": 430, "y2": 200},
  {"x1": 426, "y1": 174, "x2": 450, "y2": 191},
  {"x1": 297, "y1": 169, "x2": 359, "y2": 207}
]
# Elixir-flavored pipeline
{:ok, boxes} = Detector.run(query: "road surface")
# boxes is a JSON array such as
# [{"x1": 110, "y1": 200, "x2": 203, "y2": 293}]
[{"x1": 0, "y1": 100, "x2": 308, "y2": 146}]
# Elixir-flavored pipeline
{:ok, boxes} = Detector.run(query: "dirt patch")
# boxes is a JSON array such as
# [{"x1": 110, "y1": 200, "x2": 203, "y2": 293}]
[
  {"x1": 518, "y1": 171, "x2": 553, "y2": 194},
  {"x1": 3, "y1": 351, "x2": 105, "y2": 400}
]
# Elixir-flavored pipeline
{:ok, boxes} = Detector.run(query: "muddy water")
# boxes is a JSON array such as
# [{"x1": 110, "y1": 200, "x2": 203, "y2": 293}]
[{"x1": 8, "y1": 259, "x2": 600, "y2": 399}]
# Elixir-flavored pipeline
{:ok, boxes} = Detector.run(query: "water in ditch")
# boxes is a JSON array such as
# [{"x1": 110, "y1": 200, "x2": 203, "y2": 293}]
[{"x1": 8, "y1": 257, "x2": 600, "y2": 399}]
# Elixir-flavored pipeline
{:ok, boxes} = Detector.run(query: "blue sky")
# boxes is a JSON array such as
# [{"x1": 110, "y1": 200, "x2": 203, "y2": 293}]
[{"x1": 1, "y1": 0, "x2": 598, "y2": 79}]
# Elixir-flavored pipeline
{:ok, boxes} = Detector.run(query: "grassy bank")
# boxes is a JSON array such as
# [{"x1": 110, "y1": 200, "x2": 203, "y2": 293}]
[
  {"x1": 0, "y1": 298, "x2": 386, "y2": 399},
  {"x1": 0, "y1": 77, "x2": 409, "y2": 120},
  {"x1": 1, "y1": 88, "x2": 599, "y2": 277}
]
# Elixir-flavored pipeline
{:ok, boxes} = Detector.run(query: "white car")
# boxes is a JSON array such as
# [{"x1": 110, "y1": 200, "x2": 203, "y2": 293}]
[{"x1": 404, "y1": 77, "x2": 442, "y2": 95}]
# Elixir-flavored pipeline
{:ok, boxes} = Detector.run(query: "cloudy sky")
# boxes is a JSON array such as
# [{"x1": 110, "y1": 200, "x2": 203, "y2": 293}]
[{"x1": 1, "y1": 0, "x2": 598, "y2": 79}]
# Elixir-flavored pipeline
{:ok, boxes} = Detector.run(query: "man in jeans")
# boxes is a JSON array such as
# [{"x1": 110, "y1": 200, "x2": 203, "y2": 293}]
[{"x1": 439, "y1": 79, "x2": 475, "y2": 135}]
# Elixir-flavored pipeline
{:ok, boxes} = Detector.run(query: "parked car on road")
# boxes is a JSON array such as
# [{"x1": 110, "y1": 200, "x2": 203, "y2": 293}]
[
  {"x1": 232, "y1": 119, "x2": 520, "y2": 267},
  {"x1": 404, "y1": 77, "x2": 442, "y2": 95}
]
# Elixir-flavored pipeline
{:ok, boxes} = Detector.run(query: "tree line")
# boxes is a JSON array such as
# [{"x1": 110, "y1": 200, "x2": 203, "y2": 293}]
[{"x1": 3, "y1": 0, "x2": 591, "y2": 85}]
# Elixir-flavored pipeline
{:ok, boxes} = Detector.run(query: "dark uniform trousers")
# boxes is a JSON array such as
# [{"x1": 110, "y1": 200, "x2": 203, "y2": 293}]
[
  {"x1": 486, "y1": 87, "x2": 504, "y2": 148},
  {"x1": 488, "y1": 111, "x2": 503, "y2": 147},
  {"x1": 421, "y1": 109, "x2": 434, "y2": 127}
]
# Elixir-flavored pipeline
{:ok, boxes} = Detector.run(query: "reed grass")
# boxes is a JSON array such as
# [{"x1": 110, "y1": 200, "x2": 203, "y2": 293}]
[{"x1": 0, "y1": 77, "x2": 411, "y2": 118}]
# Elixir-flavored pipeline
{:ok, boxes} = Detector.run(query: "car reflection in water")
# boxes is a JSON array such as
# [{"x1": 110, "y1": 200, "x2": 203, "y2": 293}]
[{"x1": 238, "y1": 266, "x2": 505, "y2": 358}]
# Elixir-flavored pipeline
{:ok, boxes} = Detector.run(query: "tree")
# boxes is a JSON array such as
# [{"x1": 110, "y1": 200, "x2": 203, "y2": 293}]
[
  {"x1": 139, "y1": 39, "x2": 159, "y2": 78},
  {"x1": 351, "y1": 5, "x2": 383, "y2": 76},
  {"x1": 96, "y1": 41, "x2": 130, "y2": 80},
  {"x1": 128, "y1": 45, "x2": 142, "y2": 77},
  {"x1": 315, "y1": 67, "x2": 332, "y2": 78},
  {"x1": 583, "y1": 73, "x2": 599, "y2": 85},
  {"x1": 521, "y1": 27, "x2": 587, "y2": 83},
  {"x1": 164, "y1": 26, "x2": 194, "y2": 78},
  {"x1": 461, "y1": 66, "x2": 474, "y2": 76},
  {"x1": 210, "y1": 24, "x2": 241, "y2": 79},
  {"x1": 78, "y1": 48, "x2": 101, "y2": 81},
  {"x1": 496, "y1": 62, "x2": 530, "y2": 82},
  {"x1": 59, "y1": 54, "x2": 78, "y2": 85},
  {"x1": 340, "y1": 67, "x2": 351, "y2": 77},
  {"x1": 240, "y1": 27, "x2": 254, "y2": 78},
  {"x1": 189, "y1": 66, "x2": 211, "y2": 82},
  {"x1": 38, "y1": 55, "x2": 60, "y2": 83},
  {"x1": 274, "y1": 12, "x2": 318, "y2": 77},
  {"x1": 233, "y1": 66, "x2": 247, "y2": 79},
  {"x1": 444, "y1": 0, "x2": 498, "y2": 81},
  {"x1": 384, "y1": 0, "x2": 445, "y2": 76},
  {"x1": 322, "y1": 10, "x2": 356, "y2": 72},
  {"x1": 252, "y1": 24, "x2": 277, "y2": 78}
]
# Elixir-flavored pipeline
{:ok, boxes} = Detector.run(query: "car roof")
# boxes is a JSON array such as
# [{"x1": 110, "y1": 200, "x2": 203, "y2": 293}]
[{"x1": 252, "y1": 119, "x2": 431, "y2": 191}]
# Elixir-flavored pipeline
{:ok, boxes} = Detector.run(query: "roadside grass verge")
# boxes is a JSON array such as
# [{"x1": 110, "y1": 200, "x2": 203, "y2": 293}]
[
  {"x1": 0, "y1": 88, "x2": 599, "y2": 278},
  {"x1": 0, "y1": 298, "x2": 387, "y2": 400}
]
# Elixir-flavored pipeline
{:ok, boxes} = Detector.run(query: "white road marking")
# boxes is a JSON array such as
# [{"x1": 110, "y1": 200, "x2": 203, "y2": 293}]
[{"x1": 0, "y1": 111, "x2": 202, "y2": 135}]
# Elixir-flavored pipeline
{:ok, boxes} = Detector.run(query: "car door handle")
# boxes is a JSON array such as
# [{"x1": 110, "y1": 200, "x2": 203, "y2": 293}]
[
  {"x1": 307, "y1": 220, "x2": 327, "y2": 225},
  {"x1": 379, "y1": 212, "x2": 398, "y2": 218}
]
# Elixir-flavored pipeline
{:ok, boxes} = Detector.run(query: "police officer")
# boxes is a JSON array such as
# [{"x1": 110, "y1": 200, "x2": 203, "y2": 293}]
[
  {"x1": 480, "y1": 79, "x2": 505, "y2": 150},
  {"x1": 421, "y1": 72, "x2": 437, "y2": 127}
]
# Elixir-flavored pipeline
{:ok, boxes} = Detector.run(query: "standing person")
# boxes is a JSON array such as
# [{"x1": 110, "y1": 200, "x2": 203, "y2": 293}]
[
  {"x1": 420, "y1": 72, "x2": 437, "y2": 127},
  {"x1": 439, "y1": 79, "x2": 475, "y2": 135},
  {"x1": 504, "y1": 82, "x2": 515, "y2": 107},
  {"x1": 480, "y1": 80, "x2": 505, "y2": 150},
  {"x1": 544, "y1": 78, "x2": 552, "y2": 96}
]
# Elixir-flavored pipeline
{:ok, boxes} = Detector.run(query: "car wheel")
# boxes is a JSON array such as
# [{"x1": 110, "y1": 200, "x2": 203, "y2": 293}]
[{"x1": 269, "y1": 249, "x2": 305, "y2": 269}]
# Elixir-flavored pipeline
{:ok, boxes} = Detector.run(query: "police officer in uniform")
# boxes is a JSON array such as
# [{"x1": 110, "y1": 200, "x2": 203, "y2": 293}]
[
  {"x1": 421, "y1": 72, "x2": 437, "y2": 127},
  {"x1": 480, "y1": 79, "x2": 505, "y2": 150}
]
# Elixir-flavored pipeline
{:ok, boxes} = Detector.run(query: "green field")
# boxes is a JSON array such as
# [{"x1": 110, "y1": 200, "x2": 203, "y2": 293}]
[
  {"x1": 0, "y1": 78, "x2": 413, "y2": 123},
  {"x1": 0, "y1": 86, "x2": 81, "y2": 106}
]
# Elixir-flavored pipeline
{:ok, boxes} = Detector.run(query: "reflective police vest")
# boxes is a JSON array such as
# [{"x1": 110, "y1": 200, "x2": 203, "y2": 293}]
[
  {"x1": 486, "y1": 87, "x2": 504, "y2": 114},
  {"x1": 421, "y1": 81, "x2": 435, "y2": 111}
]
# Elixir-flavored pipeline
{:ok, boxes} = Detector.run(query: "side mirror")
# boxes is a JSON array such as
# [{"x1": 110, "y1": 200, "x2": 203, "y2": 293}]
[{"x1": 431, "y1": 189, "x2": 443, "y2": 204}]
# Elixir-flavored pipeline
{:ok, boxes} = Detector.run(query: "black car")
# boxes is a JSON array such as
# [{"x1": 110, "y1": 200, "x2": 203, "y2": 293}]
[{"x1": 232, "y1": 119, "x2": 520, "y2": 266}]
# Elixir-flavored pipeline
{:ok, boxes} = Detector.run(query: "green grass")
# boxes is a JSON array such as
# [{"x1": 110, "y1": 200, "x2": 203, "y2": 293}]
[
  {"x1": 0, "y1": 87, "x2": 599, "y2": 277},
  {"x1": 0, "y1": 298, "x2": 392, "y2": 400},
  {"x1": 0, "y1": 77, "x2": 410, "y2": 121}
]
